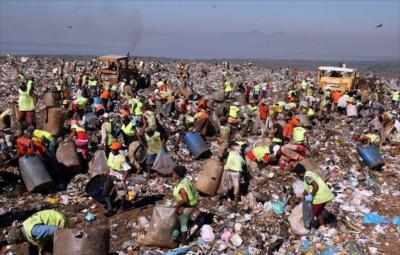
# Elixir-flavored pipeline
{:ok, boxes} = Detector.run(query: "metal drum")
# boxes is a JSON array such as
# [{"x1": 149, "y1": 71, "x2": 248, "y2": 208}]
[
  {"x1": 19, "y1": 155, "x2": 53, "y2": 192},
  {"x1": 183, "y1": 132, "x2": 210, "y2": 159},
  {"x1": 53, "y1": 228, "x2": 110, "y2": 255},
  {"x1": 195, "y1": 159, "x2": 223, "y2": 196}
]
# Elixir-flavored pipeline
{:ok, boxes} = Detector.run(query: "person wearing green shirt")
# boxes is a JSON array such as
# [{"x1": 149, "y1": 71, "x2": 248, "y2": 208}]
[
  {"x1": 294, "y1": 164, "x2": 334, "y2": 227},
  {"x1": 172, "y1": 165, "x2": 198, "y2": 244}
]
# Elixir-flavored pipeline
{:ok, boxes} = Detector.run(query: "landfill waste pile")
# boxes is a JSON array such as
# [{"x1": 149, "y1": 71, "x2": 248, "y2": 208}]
[{"x1": 0, "y1": 55, "x2": 399, "y2": 255}]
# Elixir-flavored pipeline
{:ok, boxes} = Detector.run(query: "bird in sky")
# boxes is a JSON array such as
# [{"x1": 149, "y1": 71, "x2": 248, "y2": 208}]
[
  {"x1": 375, "y1": 24, "x2": 383, "y2": 28},
  {"x1": 68, "y1": 25, "x2": 72, "y2": 29}
]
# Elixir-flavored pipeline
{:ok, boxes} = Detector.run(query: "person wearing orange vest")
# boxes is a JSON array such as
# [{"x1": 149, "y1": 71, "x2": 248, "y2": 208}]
[
  {"x1": 16, "y1": 127, "x2": 46, "y2": 158},
  {"x1": 193, "y1": 109, "x2": 211, "y2": 136}
]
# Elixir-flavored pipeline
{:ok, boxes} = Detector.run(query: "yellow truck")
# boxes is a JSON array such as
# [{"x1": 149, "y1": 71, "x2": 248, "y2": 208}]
[
  {"x1": 317, "y1": 65, "x2": 359, "y2": 92},
  {"x1": 97, "y1": 55, "x2": 133, "y2": 85}
]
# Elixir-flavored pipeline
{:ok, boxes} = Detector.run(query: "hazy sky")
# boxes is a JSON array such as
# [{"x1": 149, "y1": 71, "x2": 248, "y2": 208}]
[{"x1": 1, "y1": 0, "x2": 399, "y2": 60}]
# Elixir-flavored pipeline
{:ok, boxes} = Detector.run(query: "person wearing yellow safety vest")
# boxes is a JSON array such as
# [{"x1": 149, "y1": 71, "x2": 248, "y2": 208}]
[
  {"x1": 88, "y1": 78, "x2": 97, "y2": 87},
  {"x1": 6, "y1": 209, "x2": 69, "y2": 255},
  {"x1": 217, "y1": 145, "x2": 245, "y2": 205},
  {"x1": 292, "y1": 125, "x2": 307, "y2": 145},
  {"x1": 120, "y1": 116, "x2": 137, "y2": 146},
  {"x1": 253, "y1": 83, "x2": 261, "y2": 101},
  {"x1": 70, "y1": 96, "x2": 89, "y2": 118},
  {"x1": 142, "y1": 105, "x2": 157, "y2": 133},
  {"x1": 172, "y1": 165, "x2": 199, "y2": 244},
  {"x1": 144, "y1": 128, "x2": 165, "y2": 178},
  {"x1": 223, "y1": 79, "x2": 232, "y2": 98},
  {"x1": 228, "y1": 102, "x2": 240, "y2": 126},
  {"x1": 100, "y1": 113, "x2": 117, "y2": 150},
  {"x1": 293, "y1": 164, "x2": 334, "y2": 227},
  {"x1": 67, "y1": 119, "x2": 89, "y2": 159},
  {"x1": 129, "y1": 97, "x2": 144, "y2": 117},
  {"x1": 359, "y1": 130, "x2": 381, "y2": 146},
  {"x1": 103, "y1": 141, "x2": 131, "y2": 216},
  {"x1": 391, "y1": 90, "x2": 399, "y2": 107},
  {"x1": 243, "y1": 99, "x2": 259, "y2": 135},
  {"x1": 32, "y1": 129, "x2": 56, "y2": 156},
  {"x1": 18, "y1": 80, "x2": 36, "y2": 127},
  {"x1": 245, "y1": 145, "x2": 270, "y2": 180}
]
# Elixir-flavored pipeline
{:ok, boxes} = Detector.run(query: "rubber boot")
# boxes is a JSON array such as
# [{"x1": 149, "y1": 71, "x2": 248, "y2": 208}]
[{"x1": 104, "y1": 197, "x2": 114, "y2": 217}]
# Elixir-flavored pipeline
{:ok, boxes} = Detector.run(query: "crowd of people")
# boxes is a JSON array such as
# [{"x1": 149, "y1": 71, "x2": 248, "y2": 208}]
[{"x1": 1, "y1": 56, "x2": 400, "y2": 254}]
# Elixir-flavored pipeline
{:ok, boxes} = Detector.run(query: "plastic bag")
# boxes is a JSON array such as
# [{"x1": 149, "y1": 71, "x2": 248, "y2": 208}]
[
  {"x1": 302, "y1": 199, "x2": 314, "y2": 229},
  {"x1": 292, "y1": 180, "x2": 305, "y2": 198},
  {"x1": 152, "y1": 149, "x2": 176, "y2": 175},
  {"x1": 288, "y1": 202, "x2": 310, "y2": 236},
  {"x1": 142, "y1": 205, "x2": 177, "y2": 248},
  {"x1": 88, "y1": 150, "x2": 108, "y2": 176}
]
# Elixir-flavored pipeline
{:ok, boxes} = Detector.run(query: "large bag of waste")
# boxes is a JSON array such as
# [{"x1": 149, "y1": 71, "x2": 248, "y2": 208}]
[
  {"x1": 53, "y1": 228, "x2": 110, "y2": 255},
  {"x1": 141, "y1": 204, "x2": 177, "y2": 248},
  {"x1": 0, "y1": 109, "x2": 11, "y2": 130},
  {"x1": 209, "y1": 111, "x2": 220, "y2": 133},
  {"x1": 213, "y1": 89, "x2": 225, "y2": 102},
  {"x1": 44, "y1": 92, "x2": 56, "y2": 107},
  {"x1": 152, "y1": 149, "x2": 176, "y2": 175},
  {"x1": 236, "y1": 93, "x2": 247, "y2": 106},
  {"x1": 56, "y1": 141, "x2": 81, "y2": 170},
  {"x1": 43, "y1": 107, "x2": 65, "y2": 136},
  {"x1": 196, "y1": 159, "x2": 223, "y2": 196},
  {"x1": 357, "y1": 145, "x2": 384, "y2": 169},
  {"x1": 88, "y1": 150, "x2": 108, "y2": 176},
  {"x1": 183, "y1": 132, "x2": 210, "y2": 159},
  {"x1": 298, "y1": 158, "x2": 328, "y2": 181},
  {"x1": 19, "y1": 155, "x2": 53, "y2": 192},
  {"x1": 288, "y1": 202, "x2": 310, "y2": 236}
]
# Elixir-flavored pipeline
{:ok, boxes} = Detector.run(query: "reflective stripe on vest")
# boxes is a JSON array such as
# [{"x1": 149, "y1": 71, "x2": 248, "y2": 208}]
[
  {"x1": 173, "y1": 177, "x2": 198, "y2": 206},
  {"x1": 229, "y1": 106, "x2": 239, "y2": 119},
  {"x1": 304, "y1": 171, "x2": 334, "y2": 204},
  {"x1": 292, "y1": 127, "x2": 306, "y2": 144},
  {"x1": 252, "y1": 146, "x2": 270, "y2": 161},
  {"x1": 22, "y1": 210, "x2": 69, "y2": 246},
  {"x1": 107, "y1": 153, "x2": 126, "y2": 171},
  {"x1": 224, "y1": 151, "x2": 245, "y2": 172}
]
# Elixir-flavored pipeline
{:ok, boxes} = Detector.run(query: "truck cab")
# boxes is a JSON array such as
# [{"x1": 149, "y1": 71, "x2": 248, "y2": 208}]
[
  {"x1": 317, "y1": 65, "x2": 359, "y2": 92},
  {"x1": 97, "y1": 55, "x2": 133, "y2": 85}
]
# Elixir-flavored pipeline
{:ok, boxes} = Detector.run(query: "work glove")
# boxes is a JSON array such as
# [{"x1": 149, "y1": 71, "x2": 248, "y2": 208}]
[{"x1": 305, "y1": 194, "x2": 313, "y2": 202}]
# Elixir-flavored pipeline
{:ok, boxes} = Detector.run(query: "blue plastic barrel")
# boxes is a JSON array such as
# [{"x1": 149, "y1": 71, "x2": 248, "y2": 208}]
[
  {"x1": 357, "y1": 145, "x2": 384, "y2": 169},
  {"x1": 183, "y1": 132, "x2": 210, "y2": 159}
]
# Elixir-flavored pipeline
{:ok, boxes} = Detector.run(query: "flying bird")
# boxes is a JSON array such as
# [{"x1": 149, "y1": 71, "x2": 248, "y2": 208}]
[
  {"x1": 68, "y1": 25, "x2": 72, "y2": 29},
  {"x1": 375, "y1": 24, "x2": 383, "y2": 28},
  {"x1": 212, "y1": 5, "x2": 216, "y2": 8}
]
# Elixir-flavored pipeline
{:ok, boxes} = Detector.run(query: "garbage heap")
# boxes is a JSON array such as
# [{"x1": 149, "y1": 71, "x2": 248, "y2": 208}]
[{"x1": 0, "y1": 56, "x2": 399, "y2": 255}]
